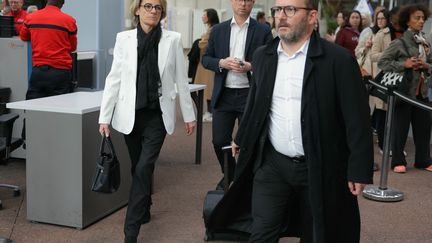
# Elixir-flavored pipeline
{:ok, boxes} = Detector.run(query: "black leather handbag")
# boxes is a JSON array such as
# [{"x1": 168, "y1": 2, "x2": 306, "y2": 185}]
[
  {"x1": 91, "y1": 136, "x2": 121, "y2": 193},
  {"x1": 371, "y1": 39, "x2": 412, "y2": 101}
]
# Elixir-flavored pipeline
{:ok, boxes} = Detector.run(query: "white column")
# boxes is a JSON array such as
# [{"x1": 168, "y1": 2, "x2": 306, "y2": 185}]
[
  {"x1": 197, "y1": 0, "x2": 221, "y2": 9},
  {"x1": 175, "y1": 0, "x2": 197, "y2": 8}
]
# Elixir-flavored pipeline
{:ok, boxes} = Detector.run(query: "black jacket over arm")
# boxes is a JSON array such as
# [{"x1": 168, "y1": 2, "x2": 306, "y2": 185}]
[{"x1": 211, "y1": 32, "x2": 374, "y2": 243}]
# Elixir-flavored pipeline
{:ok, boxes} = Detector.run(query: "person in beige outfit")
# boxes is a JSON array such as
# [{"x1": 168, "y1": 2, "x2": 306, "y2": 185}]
[{"x1": 194, "y1": 8, "x2": 219, "y2": 122}]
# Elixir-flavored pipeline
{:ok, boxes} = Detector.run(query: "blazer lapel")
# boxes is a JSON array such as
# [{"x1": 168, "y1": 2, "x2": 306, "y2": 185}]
[
  {"x1": 223, "y1": 21, "x2": 231, "y2": 58},
  {"x1": 128, "y1": 29, "x2": 138, "y2": 82},
  {"x1": 158, "y1": 29, "x2": 170, "y2": 76},
  {"x1": 244, "y1": 19, "x2": 256, "y2": 59}
]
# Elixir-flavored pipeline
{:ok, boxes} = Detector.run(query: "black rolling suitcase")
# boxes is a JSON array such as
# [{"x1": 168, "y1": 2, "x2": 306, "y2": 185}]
[{"x1": 203, "y1": 146, "x2": 251, "y2": 241}]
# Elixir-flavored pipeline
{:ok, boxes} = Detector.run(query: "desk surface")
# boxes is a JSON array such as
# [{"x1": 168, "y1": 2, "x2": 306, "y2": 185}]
[{"x1": 7, "y1": 84, "x2": 206, "y2": 115}]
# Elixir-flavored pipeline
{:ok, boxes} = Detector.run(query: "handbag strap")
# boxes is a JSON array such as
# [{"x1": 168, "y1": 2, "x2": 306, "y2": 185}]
[{"x1": 100, "y1": 136, "x2": 117, "y2": 159}]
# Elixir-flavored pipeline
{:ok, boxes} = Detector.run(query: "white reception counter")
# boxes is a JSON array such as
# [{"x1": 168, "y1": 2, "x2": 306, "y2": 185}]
[
  {"x1": 8, "y1": 91, "x2": 132, "y2": 228},
  {"x1": 7, "y1": 84, "x2": 205, "y2": 228}
]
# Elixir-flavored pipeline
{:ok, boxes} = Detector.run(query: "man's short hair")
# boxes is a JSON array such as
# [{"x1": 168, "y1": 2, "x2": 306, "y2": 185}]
[
  {"x1": 256, "y1": 11, "x2": 265, "y2": 20},
  {"x1": 305, "y1": 0, "x2": 318, "y2": 10},
  {"x1": 47, "y1": 0, "x2": 65, "y2": 8}
]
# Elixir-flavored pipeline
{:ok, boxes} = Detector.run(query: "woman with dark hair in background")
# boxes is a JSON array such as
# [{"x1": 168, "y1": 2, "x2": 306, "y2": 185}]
[
  {"x1": 325, "y1": 10, "x2": 346, "y2": 42},
  {"x1": 378, "y1": 4, "x2": 432, "y2": 173},
  {"x1": 369, "y1": 9, "x2": 394, "y2": 155},
  {"x1": 335, "y1": 10, "x2": 363, "y2": 56},
  {"x1": 99, "y1": 0, "x2": 196, "y2": 242},
  {"x1": 194, "y1": 8, "x2": 219, "y2": 122}
]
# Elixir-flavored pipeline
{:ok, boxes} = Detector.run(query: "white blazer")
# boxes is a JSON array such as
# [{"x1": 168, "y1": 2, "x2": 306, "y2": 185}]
[{"x1": 99, "y1": 28, "x2": 196, "y2": 135}]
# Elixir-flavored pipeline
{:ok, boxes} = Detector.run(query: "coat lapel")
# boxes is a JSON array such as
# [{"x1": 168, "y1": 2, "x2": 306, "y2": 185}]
[
  {"x1": 301, "y1": 31, "x2": 322, "y2": 115},
  {"x1": 158, "y1": 29, "x2": 170, "y2": 76},
  {"x1": 259, "y1": 39, "x2": 279, "y2": 107}
]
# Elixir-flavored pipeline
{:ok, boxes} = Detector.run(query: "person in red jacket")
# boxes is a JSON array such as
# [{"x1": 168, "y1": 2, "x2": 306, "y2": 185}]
[
  {"x1": 5, "y1": 0, "x2": 27, "y2": 34},
  {"x1": 19, "y1": 0, "x2": 77, "y2": 147},
  {"x1": 335, "y1": 10, "x2": 363, "y2": 57},
  {"x1": 20, "y1": 0, "x2": 77, "y2": 99}
]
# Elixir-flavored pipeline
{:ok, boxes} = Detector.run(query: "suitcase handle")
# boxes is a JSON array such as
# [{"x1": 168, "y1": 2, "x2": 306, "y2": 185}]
[{"x1": 222, "y1": 145, "x2": 232, "y2": 193}]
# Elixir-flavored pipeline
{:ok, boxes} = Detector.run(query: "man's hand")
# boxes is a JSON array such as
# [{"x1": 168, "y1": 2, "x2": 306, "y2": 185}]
[
  {"x1": 185, "y1": 121, "x2": 196, "y2": 135},
  {"x1": 219, "y1": 57, "x2": 251, "y2": 73},
  {"x1": 99, "y1": 124, "x2": 110, "y2": 137},
  {"x1": 348, "y1": 182, "x2": 366, "y2": 196},
  {"x1": 231, "y1": 141, "x2": 240, "y2": 157}
]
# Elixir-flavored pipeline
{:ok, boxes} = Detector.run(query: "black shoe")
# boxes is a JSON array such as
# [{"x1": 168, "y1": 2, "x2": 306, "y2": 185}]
[
  {"x1": 215, "y1": 177, "x2": 225, "y2": 191},
  {"x1": 124, "y1": 236, "x2": 137, "y2": 243},
  {"x1": 141, "y1": 208, "x2": 151, "y2": 224},
  {"x1": 373, "y1": 162, "x2": 380, "y2": 171}
]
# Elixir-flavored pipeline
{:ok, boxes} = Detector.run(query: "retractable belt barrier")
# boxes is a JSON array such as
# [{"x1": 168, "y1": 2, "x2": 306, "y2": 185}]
[{"x1": 363, "y1": 79, "x2": 432, "y2": 202}]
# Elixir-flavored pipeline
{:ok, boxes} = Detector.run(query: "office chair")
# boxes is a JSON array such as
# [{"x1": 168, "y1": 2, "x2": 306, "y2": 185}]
[{"x1": 0, "y1": 111, "x2": 23, "y2": 210}]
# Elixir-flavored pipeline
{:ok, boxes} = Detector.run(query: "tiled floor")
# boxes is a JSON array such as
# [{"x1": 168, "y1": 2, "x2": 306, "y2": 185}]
[{"x1": 1, "y1": 119, "x2": 432, "y2": 243}]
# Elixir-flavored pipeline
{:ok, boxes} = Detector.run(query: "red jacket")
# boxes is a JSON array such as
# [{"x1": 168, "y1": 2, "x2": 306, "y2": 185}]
[
  {"x1": 335, "y1": 27, "x2": 359, "y2": 57},
  {"x1": 5, "y1": 9, "x2": 27, "y2": 34},
  {"x1": 20, "y1": 6, "x2": 77, "y2": 70}
]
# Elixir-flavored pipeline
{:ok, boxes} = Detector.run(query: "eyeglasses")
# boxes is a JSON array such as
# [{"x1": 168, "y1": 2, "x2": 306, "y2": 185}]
[
  {"x1": 235, "y1": 0, "x2": 254, "y2": 4},
  {"x1": 140, "y1": 3, "x2": 163, "y2": 13},
  {"x1": 271, "y1": 5, "x2": 312, "y2": 17}
]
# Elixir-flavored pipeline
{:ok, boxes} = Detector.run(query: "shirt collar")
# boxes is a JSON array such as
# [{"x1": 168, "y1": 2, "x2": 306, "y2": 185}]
[
  {"x1": 277, "y1": 38, "x2": 310, "y2": 58},
  {"x1": 231, "y1": 16, "x2": 250, "y2": 28}
]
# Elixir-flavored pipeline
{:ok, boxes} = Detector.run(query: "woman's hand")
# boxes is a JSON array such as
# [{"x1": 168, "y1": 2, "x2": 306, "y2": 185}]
[
  {"x1": 415, "y1": 59, "x2": 430, "y2": 70},
  {"x1": 404, "y1": 57, "x2": 419, "y2": 69},
  {"x1": 185, "y1": 121, "x2": 196, "y2": 135},
  {"x1": 365, "y1": 39, "x2": 373, "y2": 49},
  {"x1": 99, "y1": 124, "x2": 110, "y2": 137}
]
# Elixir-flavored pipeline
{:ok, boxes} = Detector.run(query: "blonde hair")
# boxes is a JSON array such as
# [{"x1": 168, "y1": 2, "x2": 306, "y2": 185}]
[{"x1": 130, "y1": 0, "x2": 167, "y2": 27}]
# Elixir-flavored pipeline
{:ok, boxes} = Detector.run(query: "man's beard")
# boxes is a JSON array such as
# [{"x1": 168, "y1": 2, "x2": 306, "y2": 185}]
[{"x1": 278, "y1": 16, "x2": 309, "y2": 44}]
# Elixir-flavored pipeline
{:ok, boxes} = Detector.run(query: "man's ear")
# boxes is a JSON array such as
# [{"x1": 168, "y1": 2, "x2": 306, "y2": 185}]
[{"x1": 308, "y1": 10, "x2": 318, "y2": 25}]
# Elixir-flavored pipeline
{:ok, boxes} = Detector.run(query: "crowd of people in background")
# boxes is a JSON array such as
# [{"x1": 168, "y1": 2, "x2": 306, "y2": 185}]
[{"x1": 329, "y1": 4, "x2": 432, "y2": 174}]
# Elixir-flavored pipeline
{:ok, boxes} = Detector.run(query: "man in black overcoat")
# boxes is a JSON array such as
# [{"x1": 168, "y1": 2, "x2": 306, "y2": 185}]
[{"x1": 209, "y1": 0, "x2": 374, "y2": 242}]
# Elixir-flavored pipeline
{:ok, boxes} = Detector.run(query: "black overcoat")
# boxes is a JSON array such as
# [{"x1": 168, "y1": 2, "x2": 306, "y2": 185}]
[{"x1": 208, "y1": 32, "x2": 374, "y2": 242}]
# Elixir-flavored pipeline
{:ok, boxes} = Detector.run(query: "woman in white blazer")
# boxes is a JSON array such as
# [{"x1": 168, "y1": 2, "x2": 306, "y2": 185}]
[{"x1": 98, "y1": 0, "x2": 195, "y2": 242}]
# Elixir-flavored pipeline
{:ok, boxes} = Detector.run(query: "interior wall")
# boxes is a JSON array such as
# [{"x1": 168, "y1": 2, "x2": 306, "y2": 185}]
[{"x1": 122, "y1": 0, "x2": 276, "y2": 48}]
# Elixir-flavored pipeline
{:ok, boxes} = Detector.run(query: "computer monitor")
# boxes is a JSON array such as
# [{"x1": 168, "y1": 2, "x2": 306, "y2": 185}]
[{"x1": 0, "y1": 16, "x2": 16, "y2": 37}]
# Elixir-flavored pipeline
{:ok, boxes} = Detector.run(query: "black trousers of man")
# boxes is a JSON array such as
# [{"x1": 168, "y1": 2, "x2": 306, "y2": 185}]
[
  {"x1": 391, "y1": 99, "x2": 432, "y2": 168},
  {"x1": 123, "y1": 108, "x2": 166, "y2": 238},
  {"x1": 22, "y1": 65, "x2": 73, "y2": 142},
  {"x1": 212, "y1": 87, "x2": 249, "y2": 189},
  {"x1": 26, "y1": 65, "x2": 73, "y2": 100},
  {"x1": 250, "y1": 142, "x2": 313, "y2": 243}
]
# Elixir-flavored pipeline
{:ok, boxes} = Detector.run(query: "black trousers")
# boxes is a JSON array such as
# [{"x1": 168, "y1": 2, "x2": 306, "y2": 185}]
[
  {"x1": 26, "y1": 65, "x2": 73, "y2": 100},
  {"x1": 212, "y1": 88, "x2": 249, "y2": 182},
  {"x1": 123, "y1": 108, "x2": 166, "y2": 237},
  {"x1": 391, "y1": 100, "x2": 432, "y2": 168},
  {"x1": 375, "y1": 109, "x2": 386, "y2": 150},
  {"x1": 22, "y1": 65, "x2": 73, "y2": 141},
  {"x1": 250, "y1": 142, "x2": 313, "y2": 243}
]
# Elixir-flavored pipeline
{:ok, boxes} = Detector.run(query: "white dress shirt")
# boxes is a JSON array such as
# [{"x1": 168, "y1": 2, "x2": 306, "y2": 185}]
[
  {"x1": 269, "y1": 39, "x2": 310, "y2": 157},
  {"x1": 225, "y1": 17, "x2": 250, "y2": 89}
]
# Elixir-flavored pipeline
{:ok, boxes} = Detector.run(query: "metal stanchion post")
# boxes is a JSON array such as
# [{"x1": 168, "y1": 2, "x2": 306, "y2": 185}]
[{"x1": 363, "y1": 86, "x2": 404, "y2": 202}]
